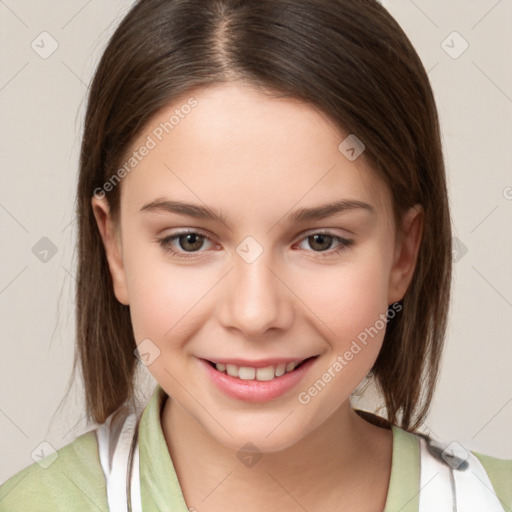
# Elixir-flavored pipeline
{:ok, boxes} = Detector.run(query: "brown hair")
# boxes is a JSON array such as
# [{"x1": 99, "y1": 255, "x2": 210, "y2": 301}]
[{"x1": 74, "y1": 0, "x2": 452, "y2": 432}]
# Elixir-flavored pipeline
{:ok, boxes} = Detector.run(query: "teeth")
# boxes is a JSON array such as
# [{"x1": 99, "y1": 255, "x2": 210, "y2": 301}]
[
  {"x1": 214, "y1": 360, "x2": 306, "y2": 380},
  {"x1": 275, "y1": 363, "x2": 286, "y2": 377},
  {"x1": 256, "y1": 366, "x2": 275, "y2": 381},
  {"x1": 226, "y1": 364, "x2": 238, "y2": 377},
  {"x1": 238, "y1": 367, "x2": 256, "y2": 380},
  {"x1": 285, "y1": 361, "x2": 298, "y2": 372}
]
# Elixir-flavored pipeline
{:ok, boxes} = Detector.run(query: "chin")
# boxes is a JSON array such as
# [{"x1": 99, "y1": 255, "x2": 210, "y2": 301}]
[{"x1": 206, "y1": 417, "x2": 311, "y2": 454}]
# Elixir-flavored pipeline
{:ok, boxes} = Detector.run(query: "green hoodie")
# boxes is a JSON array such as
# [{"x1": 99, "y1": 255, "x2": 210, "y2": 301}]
[{"x1": 1, "y1": 385, "x2": 511, "y2": 512}]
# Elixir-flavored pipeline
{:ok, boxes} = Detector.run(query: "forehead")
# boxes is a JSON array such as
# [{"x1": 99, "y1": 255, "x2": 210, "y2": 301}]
[{"x1": 119, "y1": 82, "x2": 392, "y2": 223}]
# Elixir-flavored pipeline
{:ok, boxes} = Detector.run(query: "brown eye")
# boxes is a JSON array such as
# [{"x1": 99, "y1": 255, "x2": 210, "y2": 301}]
[
  {"x1": 176, "y1": 233, "x2": 206, "y2": 252},
  {"x1": 307, "y1": 234, "x2": 334, "y2": 252},
  {"x1": 296, "y1": 231, "x2": 354, "y2": 258},
  {"x1": 158, "y1": 230, "x2": 215, "y2": 258}
]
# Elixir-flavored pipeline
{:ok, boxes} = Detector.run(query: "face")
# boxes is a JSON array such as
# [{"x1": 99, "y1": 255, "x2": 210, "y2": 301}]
[{"x1": 92, "y1": 82, "x2": 422, "y2": 453}]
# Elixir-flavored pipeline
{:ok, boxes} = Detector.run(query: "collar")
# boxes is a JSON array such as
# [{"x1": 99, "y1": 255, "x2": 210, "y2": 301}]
[{"x1": 138, "y1": 384, "x2": 420, "y2": 511}]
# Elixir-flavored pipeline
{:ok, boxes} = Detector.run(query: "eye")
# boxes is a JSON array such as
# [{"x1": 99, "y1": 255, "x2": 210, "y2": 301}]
[
  {"x1": 157, "y1": 229, "x2": 354, "y2": 260},
  {"x1": 157, "y1": 230, "x2": 215, "y2": 258},
  {"x1": 294, "y1": 231, "x2": 354, "y2": 258}
]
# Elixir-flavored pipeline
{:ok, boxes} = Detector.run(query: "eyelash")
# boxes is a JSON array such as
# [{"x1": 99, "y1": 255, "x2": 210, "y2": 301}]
[{"x1": 156, "y1": 229, "x2": 354, "y2": 260}]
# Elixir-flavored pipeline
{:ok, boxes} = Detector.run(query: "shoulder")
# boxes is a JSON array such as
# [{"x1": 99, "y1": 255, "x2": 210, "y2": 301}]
[
  {"x1": 0, "y1": 430, "x2": 107, "y2": 512},
  {"x1": 472, "y1": 449, "x2": 512, "y2": 510},
  {"x1": 397, "y1": 426, "x2": 512, "y2": 510}
]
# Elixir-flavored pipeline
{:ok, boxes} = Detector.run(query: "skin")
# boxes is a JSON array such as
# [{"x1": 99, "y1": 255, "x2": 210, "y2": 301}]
[{"x1": 92, "y1": 82, "x2": 423, "y2": 511}]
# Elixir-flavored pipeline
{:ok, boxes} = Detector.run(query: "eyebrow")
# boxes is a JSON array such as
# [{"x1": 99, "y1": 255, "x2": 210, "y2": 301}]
[{"x1": 139, "y1": 198, "x2": 374, "y2": 225}]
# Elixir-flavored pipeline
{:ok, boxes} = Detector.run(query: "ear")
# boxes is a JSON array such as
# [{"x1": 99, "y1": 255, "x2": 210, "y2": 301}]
[
  {"x1": 387, "y1": 204, "x2": 424, "y2": 304},
  {"x1": 91, "y1": 195, "x2": 130, "y2": 305}
]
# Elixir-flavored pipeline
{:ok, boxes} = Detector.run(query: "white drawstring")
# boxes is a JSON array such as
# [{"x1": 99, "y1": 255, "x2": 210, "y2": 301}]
[
  {"x1": 95, "y1": 406, "x2": 142, "y2": 512},
  {"x1": 129, "y1": 438, "x2": 141, "y2": 512}
]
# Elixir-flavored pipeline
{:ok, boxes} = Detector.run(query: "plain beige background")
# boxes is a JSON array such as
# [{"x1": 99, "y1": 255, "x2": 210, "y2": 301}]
[{"x1": 0, "y1": 0, "x2": 511, "y2": 484}]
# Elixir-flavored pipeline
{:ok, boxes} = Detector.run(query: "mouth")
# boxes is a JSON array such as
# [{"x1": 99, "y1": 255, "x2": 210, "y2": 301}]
[
  {"x1": 200, "y1": 354, "x2": 320, "y2": 402},
  {"x1": 204, "y1": 355, "x2": 319, "y2": 381}
]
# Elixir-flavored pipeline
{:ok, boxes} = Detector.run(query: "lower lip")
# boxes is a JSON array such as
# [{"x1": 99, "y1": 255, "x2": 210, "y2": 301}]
[{"x1": 199, "y1": 357, "x2": 318, "y2": 402}]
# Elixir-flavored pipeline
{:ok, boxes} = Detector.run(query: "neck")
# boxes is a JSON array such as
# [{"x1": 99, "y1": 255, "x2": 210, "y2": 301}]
[{"x1": 160, "y1": 395, "x2": 393, "y2": 511}]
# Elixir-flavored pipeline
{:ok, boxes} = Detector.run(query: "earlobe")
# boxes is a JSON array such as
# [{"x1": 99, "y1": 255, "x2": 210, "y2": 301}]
[
  {"x1": 91, "y1": 196, "x2": 130, "y2": 305},
  {"x1": 387, "y1": 205, "x2": 424, "y2": 305}
]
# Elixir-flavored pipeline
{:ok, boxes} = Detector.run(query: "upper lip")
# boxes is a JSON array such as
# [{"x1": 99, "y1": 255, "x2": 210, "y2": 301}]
[{"x1": 202, "y1": 355, "x2": 318, "y2": 368}]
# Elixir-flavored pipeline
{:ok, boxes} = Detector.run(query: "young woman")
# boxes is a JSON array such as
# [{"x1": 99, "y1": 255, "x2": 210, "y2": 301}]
[{"x1": 1, "y1": 0, "x2": 510, "y2": 511}]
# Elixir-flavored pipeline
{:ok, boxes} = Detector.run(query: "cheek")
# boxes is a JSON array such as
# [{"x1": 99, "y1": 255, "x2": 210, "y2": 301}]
[
  {"x1": 123, "y1": 239, "x2": 218, "y2": 346},
  {"x1": 293, "y1": 253, "x2": 391, "y2": 341},
  {"x1": 293, "y1": 260, "x2": 391, "y2": 412},
  {"x1": 291, "y1": 247, "x2": 393, "y2": 399}
]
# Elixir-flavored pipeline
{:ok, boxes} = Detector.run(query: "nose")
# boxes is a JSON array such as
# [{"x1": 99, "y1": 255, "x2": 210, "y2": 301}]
[{"x1": 217, "y1": 244, "x2": 295, "y2": 338}]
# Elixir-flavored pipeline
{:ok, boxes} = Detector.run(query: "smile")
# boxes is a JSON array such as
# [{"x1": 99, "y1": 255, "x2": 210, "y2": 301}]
[
  {"x1": 207, "y1": 357, "x2": 317, "y2": 381},
  {"x1": 200, "y1": 355, "x2": 320, "y2": 402}
]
